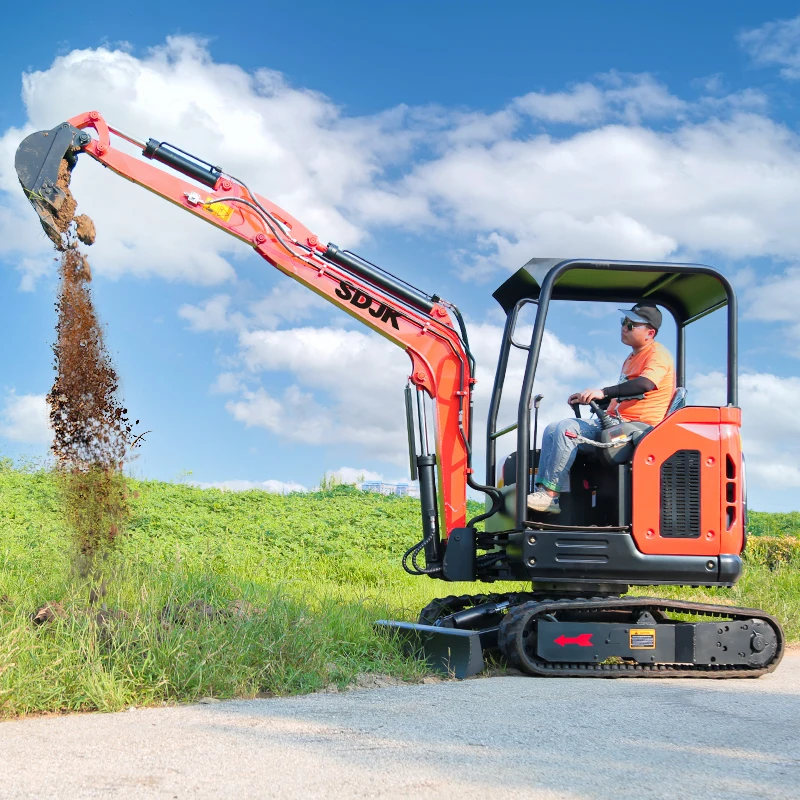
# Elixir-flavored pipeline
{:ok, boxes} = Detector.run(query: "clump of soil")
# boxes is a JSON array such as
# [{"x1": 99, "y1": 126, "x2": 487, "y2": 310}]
[
  {"x1": 44, "y1": 160, "x2": 139, "y2": 576},
  {"x1": 31, "y1": 602, "x2": 66, "y2": 625},
  {"x1": 43, "y1": 160, "x2": 78, "y2": 248},
  {"x1": 75, "y1": 215, "x2": 96, "y2": 246}
]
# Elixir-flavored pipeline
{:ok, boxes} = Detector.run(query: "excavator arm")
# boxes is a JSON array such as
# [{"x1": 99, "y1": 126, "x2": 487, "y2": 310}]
[{"x1": 15, "y1": 112, "x2": 479, "y2": 550}]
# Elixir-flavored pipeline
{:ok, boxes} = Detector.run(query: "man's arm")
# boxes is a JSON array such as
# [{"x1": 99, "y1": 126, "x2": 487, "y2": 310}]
[
  {"x1": 602, "y1": 376, "x2": 656, "y2": 399},
  {"x1": 569, "y1": 377, "x2": 656, "y2": 406}
]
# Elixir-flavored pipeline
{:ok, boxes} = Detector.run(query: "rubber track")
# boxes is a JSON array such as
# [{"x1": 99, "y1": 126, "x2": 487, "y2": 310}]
[{"x1": 498, "y1": 596, "x2": 785, "y2": 678}]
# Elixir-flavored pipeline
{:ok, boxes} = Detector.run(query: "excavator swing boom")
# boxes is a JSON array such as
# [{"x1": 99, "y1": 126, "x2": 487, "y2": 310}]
[{"x1": 15, "y1": 113, "x2": 491, "y2": 571}]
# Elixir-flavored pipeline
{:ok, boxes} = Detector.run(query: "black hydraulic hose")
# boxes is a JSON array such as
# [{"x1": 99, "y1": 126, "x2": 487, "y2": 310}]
[
  {"x1": 402, "y1": 531, "x2": 442, "y2": 575},
  {"x1": 447, "y1": 303, "x2": 474, "y2": 371},
  {"x1": 206, "y1": 194, "x2": 316, "y2": 266}
]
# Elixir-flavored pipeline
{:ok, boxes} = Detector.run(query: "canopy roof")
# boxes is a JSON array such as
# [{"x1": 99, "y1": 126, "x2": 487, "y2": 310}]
[{"x1": 492, "y1": 258, "x2": 733, "y2": 325}]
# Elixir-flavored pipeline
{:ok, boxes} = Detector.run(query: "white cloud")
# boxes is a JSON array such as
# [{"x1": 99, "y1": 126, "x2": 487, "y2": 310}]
[
  {"x1": 193, "y1": 465, "x2": 393, "y2": 493},
  {"x1": 6, "y1": 43, "x2": 800, "y2": 295},
  {"x1": 394, "y1": 112, "x2": 800, "y2": 278},
  {"x1": 211, "y1": 372, "x2": 245, "y2": 394},
  {"x1": 325, "y1": 466, "x2": 384, "y2": 485},
  {"x1": 7, "y1": 45, "x2": 800, "y2": 297},
  {"x1": 514, "y1": 72, "x2": 686, "y2": 126},
  {"x1": 194, "y1": 478, "x2": 308, "y2": 493},
  {"x1": 690, "y1": 371, "x2": 800, "y2": 490},
  {"x1": 0, "y1": 36, "x2": 420, "y2": 289},
  {"x1": 247, "y1": 284, "x2": 329, "y2": 329},
  {"x1": 0, "y1": 393, "x2": 52, "y2": 444},
  {"x1": 217, "y1": 317, "x2": 610, "y2": 471},
  {"x1": 179, "y1": 294, "x2": 244, "y2": 332},
  {"x1": 227, "y1": 326, "x2": 410, "y2": 461},
  {"x1": 746, "y1": 265, "x2": 800, "y2": 322},
  {"x1": 743, "y1": 266, "x2": 800, "y2": 350},
  {"x1": 739, "y1": 15, "x2": 800, "y2": 80}
]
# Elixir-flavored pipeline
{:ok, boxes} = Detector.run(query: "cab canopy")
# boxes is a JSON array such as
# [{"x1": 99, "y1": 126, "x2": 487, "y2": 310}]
[
  {"x1": 493, "y1": 258, "x2": 733, "y2": 326},
  {"x1": 491, "y1": 257, "x2": 737, "y2": 401}
]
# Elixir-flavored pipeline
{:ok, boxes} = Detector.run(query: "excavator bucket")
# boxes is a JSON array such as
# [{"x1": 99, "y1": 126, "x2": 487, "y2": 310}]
[
  {"x1": 375, "y1": 620, "x2": 485, "y2": 679},
  {"x1": 15, "y1": 122, "x2": 89, "y2": 244}
]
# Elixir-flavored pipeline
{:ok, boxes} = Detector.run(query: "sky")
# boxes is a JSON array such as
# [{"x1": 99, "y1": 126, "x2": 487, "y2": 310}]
[{"x1": 1, "y1": 2, "x2": 799, "y2": 511}]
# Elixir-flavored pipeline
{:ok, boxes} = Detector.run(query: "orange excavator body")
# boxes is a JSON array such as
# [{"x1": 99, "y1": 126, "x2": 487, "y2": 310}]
[{"x1": 15, "y1": 112, "x2": 783, "y2": 679}]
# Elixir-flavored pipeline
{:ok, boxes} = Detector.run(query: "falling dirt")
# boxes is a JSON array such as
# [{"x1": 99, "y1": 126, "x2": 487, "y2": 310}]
[
  {"x1": 44, "y1": 159, "x2": 140, "y2": 576},
  {"x1": 49, "y1": 248, "x2": 132, "y2": 468},
  {"x1": 46, "y1": 160, "x2": 79, "y2": 249},
  {"x1": 75, "y1": 215, "x2": 96, "y2": 246}
]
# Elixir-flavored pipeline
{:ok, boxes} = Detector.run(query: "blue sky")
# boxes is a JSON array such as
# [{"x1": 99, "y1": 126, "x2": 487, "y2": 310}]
[{"x1": 1, "y1": 2, "x2": 800, "y2": 510}]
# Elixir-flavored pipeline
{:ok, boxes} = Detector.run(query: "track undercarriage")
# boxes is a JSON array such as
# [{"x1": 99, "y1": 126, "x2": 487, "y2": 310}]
[{"x1": 380, "y1": 590, "x2": 784, "y2": 679}]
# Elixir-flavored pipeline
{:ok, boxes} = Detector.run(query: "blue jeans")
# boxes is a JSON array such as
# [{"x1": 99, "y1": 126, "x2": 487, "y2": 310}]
[
  {"x1": 536, "y1": 418, "x2": 604, "y2": 493},
  {"x1": 536, "y1": 417, "x2": 651, "y2": 492}
]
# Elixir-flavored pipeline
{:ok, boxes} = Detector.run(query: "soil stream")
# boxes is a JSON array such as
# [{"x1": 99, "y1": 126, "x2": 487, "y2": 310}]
[{"x1": 45, "y1": 159, "x2": 137, "y2": 573}]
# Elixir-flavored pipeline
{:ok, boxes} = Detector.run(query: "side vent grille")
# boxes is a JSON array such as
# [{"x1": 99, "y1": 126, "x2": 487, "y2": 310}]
[{"x1": 660, "y1": 450, "x2": 701, "y2": 538}]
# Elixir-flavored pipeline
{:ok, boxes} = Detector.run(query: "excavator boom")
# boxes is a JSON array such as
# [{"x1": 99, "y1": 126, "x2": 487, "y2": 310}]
[{"x1": 16, "y1": 112, "x2": 477, "y2": 543}]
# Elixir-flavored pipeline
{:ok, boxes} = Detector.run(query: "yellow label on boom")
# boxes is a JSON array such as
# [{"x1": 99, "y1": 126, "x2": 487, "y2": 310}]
[{"x1": 204, "y1": 197, "x2": 234, "y2": 222}]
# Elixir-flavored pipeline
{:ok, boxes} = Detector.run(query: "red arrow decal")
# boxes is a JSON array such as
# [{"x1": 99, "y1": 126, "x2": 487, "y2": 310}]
[{"x1": 554, "y1": 633, "x2": 593, "y2": 647}]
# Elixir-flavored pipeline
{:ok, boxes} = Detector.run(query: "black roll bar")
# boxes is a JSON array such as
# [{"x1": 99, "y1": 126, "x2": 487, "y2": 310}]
[{"x1": 510, "y1": 260, "x2": 738, "y2": 528}]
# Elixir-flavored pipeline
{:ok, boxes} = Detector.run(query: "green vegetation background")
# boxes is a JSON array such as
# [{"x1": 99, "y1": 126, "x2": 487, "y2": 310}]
[{"x1": 0, "y1": 464, "x2": 798, "y2": 717}]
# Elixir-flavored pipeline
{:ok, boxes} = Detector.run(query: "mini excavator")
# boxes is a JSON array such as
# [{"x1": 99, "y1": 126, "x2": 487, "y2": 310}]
[{"x1": 16, "y1": 113, "x2": 784, "y2": 678}]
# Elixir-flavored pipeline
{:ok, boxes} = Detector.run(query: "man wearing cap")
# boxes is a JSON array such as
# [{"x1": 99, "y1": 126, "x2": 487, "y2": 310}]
[{"x1": 527, "y1": 302, "x2": 675, "y2": 514}]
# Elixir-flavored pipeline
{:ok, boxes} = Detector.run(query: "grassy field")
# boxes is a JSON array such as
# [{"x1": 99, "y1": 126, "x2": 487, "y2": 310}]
[{"x1": 0, "y1": 465, "x2": 798, "y2": 717}]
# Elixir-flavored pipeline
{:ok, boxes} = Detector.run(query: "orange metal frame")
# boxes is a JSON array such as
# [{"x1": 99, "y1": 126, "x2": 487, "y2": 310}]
[
  {"x1": 67, "y1": 111, "x2": 472, "y2": 534},
  {"x1": 631, "y1": 406, "x2": 744, "y2": 556}
]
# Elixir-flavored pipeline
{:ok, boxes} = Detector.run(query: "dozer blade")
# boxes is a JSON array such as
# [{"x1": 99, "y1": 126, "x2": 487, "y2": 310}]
[
  {"x1": 375, "y1": 620, "x2": 484, "y2": 679},
  {"x1": 15, "y1": 122, "x2": 89, "y2": 244}
]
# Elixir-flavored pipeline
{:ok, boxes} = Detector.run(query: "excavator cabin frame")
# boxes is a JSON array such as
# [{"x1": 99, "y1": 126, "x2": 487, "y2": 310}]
[{"x1": 465, "y1": 258, "x2": 745, "y2": 590}]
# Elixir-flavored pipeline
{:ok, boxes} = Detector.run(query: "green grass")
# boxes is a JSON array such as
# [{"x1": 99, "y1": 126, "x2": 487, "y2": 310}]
[
  {"x1": 0, "y1": 465, "x2": 798, "y2": 717},
  {"x1": 748, "y1": 510, "x2": 800, "y2": 537}
]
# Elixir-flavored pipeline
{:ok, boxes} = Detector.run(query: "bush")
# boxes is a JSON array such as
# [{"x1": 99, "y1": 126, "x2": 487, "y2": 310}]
[{"x1": 743, "y1": 535, "x2": 800, "y2": 569}]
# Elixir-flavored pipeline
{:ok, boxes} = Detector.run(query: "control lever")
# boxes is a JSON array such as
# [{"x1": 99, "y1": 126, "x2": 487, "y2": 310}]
[
  {"x1": 570, "y1": 402, "x2": 581, "y2": 419},
  {"x1": 532, "y1": 394, "x2": 544, "y2": 484},
  {"x1": 589, "y1": 400, "x2": 618, "y2": 430}
]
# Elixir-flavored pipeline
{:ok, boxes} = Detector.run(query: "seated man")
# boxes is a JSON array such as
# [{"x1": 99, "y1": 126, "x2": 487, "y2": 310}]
[{"x1": 527, "y1": 302, "x2": 675, "y2": 514}]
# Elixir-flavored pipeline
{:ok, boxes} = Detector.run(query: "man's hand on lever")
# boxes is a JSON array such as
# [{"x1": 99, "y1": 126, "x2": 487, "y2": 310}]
[{"x1": 568, "y1": 389, "x2": 605, "y2": 406}]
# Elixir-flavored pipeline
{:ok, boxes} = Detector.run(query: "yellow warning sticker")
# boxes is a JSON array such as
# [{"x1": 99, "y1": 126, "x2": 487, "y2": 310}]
[
  {"x1": 630, "y1": 628, "x2": 656, "y2": 649},
  {"x1": 203, "y1": 197, "x2": 234, "y2": 222}
]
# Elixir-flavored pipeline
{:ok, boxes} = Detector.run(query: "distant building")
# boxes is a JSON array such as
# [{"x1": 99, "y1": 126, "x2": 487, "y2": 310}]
[{"x1": 361, "y1": 481, "x2": 420, "y2": 498}]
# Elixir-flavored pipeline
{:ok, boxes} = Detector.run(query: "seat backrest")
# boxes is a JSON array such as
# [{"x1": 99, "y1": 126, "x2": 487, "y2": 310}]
[{"x1": 666, "y1": 387, "x2": 687, "y2": 416}]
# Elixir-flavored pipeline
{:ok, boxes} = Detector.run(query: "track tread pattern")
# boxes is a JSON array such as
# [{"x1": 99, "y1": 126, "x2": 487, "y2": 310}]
[{"x1": 497, "y1": 596, "x2": 785, "y2": 679}]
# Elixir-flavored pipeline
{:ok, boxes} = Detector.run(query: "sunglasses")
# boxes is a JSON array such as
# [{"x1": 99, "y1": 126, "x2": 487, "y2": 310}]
[{"x1": 620, "y1": 317, "x2": 649, "y2": 331}]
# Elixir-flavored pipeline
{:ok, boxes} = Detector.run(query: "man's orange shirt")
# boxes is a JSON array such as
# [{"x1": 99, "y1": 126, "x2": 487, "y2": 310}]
[{"x1": 608, "y1": 340, "x2": 675, "y2": 426}]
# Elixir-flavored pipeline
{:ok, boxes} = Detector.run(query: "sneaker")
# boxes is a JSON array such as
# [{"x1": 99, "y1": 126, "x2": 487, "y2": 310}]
[{"x1": 527, "y1": 490, "x2": 561, "y2": 514}]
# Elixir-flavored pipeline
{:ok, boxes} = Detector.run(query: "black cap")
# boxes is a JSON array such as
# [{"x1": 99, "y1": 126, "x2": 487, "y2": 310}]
[{"x1": 618, "y1": 302, "x2": 662, "y2": 330}]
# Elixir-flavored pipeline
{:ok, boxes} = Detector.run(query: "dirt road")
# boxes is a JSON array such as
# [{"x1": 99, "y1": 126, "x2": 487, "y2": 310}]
[{"x1": 2, "y1": 653, "x2": 799, "y2": 799}]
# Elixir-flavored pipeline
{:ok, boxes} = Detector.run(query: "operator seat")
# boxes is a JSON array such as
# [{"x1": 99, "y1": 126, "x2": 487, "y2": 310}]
[{"x1": 666, "y1": 386, "x2": 687, "y2": 416}]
